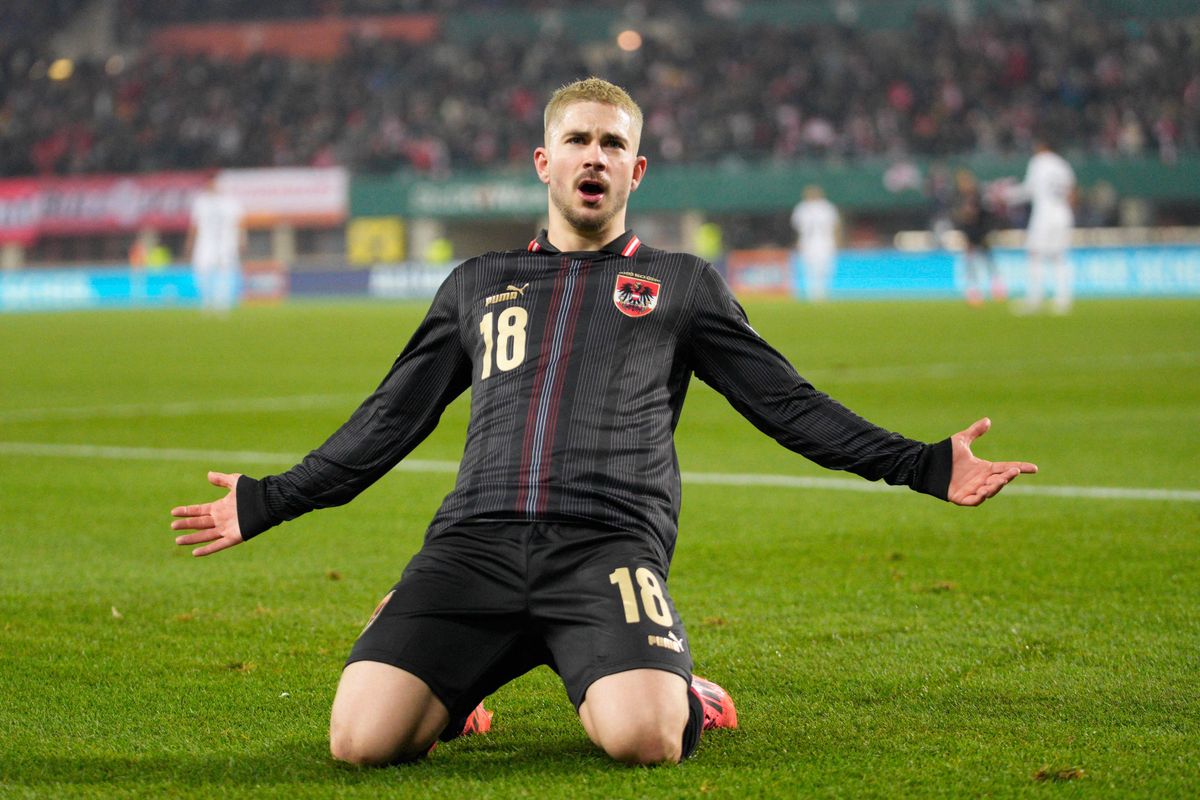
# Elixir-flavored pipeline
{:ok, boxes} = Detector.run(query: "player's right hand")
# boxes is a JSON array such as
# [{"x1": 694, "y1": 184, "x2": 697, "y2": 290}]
[{"x1": 171, "y1": 471, "x2": 245, "y2": 557}]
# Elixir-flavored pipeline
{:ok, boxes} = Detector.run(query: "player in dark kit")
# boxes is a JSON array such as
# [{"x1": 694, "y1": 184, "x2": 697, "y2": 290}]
[
  {"x1": 953, "y1": 168, "x2": 1005, "y2": 306},
  {"x1": 171, "y1": 78, "x2": 1038, "y2": 767}
]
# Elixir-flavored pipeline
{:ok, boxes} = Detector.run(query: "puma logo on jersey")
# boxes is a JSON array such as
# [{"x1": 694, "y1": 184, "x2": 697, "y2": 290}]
[
  {"x1": 647, "y1": 630, "x2": 686, "y2": 653},
  {"x1": 485, "y1": 283, "x2": 530, "y2": 306}
]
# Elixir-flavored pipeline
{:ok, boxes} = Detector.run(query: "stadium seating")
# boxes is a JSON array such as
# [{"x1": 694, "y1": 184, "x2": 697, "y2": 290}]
[{"x1": 1, "y1": 1, "x2": 1196, "y2": 178}]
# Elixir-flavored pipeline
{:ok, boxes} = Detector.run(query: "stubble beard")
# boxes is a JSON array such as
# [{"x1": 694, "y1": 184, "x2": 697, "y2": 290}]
[{"x1": 550, "y1": 183, "x2": 628, "y2": 235}]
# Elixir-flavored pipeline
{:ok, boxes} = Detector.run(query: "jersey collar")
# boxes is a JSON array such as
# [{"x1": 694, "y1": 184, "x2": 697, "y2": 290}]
[{"x1": 527, "y1": 229, "x2": 642, "y2": 258}]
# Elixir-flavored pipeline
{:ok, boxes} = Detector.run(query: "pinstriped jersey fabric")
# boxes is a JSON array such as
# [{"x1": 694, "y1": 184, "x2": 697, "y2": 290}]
[{"x1": 251, "y1": 230, "x2": 943, "y2": 560}]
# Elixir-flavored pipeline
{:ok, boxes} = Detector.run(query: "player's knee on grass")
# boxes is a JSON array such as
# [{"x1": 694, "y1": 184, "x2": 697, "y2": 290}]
[
  {"x1": 595, "y1": 718, "x2": 685, "y2": 765},
  {"x1": 329, "y1": 723, "x2": 435, "y2": 767},
  {"x1": 328, "y1": 660, "x2": 449, "y2": 767},
  {"x1": 581, "y1": 670, "x2": 690, "y2": 765}
]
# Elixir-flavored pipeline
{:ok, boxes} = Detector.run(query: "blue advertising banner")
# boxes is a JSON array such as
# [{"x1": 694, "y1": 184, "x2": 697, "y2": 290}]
[
  {"x1": 0, "y1": 268, "x2": 199, "y2": 312},
  {"x1": 4, "y1": 245, "x2": 1197, "y2": 312},
  {"x1": 288, "y1": 269, "x2": 371, "y2": 297},
  {"x1": 824, "y1": 250, "x2": 958, "y2": 299},
  {"x1": 992, "y1": 246, "x2": 1200, "y2": 297},
  {"x1": 801, "y1": 246, "x2": 1200, "y2": 300},
  {"x1": 368, "y1": 263, "x2": 456, "y2": 300},
  {"x1": 287, "y1": 264, "x2": 454, "y2": 300}
]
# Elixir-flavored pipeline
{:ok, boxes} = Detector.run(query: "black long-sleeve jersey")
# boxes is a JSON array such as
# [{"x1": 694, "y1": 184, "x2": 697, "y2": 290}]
[{"x1": 237, "y1": 229, "x2": 952, "y2": 562}]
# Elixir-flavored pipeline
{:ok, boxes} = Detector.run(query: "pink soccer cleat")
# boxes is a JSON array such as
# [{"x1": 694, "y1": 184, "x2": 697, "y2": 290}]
[
  {"x1": 689, "y1": 675, "x2": 738, "y2": 730},
  {"x1": 460, "y1": 702, "x2": 493, "y2": 736}
]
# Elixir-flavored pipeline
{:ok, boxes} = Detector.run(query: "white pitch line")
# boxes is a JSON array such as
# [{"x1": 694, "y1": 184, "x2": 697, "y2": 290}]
[
  {"x1": 678, "y1": 471, "x2": 1200, "y2": 502},
  {"x1": 0, "y1": 441, "x2": 457, "y2": 475},
  {"x1": 0, "y1": 394, "x2": 363, "y2": 423},
  {"x1": 2, "y1": 441, "x2": 1197, "y2": 503}
]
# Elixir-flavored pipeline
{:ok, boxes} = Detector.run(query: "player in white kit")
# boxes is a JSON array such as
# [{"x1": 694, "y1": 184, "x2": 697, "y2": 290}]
[
  {"x1": 790, "y1": 185, "x2": 840, "y2": 302},
  {"x1": 186, "y1": 177, "x2": 246, "y2": 314},
  {"x1": 1008, "y1": 138, "x2": 1076, "y2": 314}
]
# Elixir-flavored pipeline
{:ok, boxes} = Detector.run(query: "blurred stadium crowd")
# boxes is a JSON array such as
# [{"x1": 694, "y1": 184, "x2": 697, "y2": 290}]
[{"x1": 1, "y1": 0, "x2": 1197, "y2": 177}]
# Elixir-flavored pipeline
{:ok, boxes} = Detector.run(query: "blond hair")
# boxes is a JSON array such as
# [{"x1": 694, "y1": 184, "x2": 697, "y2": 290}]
[{"x1": 543, "y1": 77, "x2": 643, "y2": 146}]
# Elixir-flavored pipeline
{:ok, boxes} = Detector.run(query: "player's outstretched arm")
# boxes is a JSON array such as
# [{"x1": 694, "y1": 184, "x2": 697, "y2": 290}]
[
  {"x1": 171, "y1": 471, "x2": 244, "y2": 556},
  {"x1": 947, "y1": 418, "x2": 1038, "y2": 506}
]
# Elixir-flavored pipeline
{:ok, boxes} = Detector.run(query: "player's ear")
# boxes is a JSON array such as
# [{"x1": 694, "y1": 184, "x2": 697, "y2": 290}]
[
  {"x1": 629, "y1": 155, "x2": 648, "y2": 192},
  {"x1": 534, "y1": 147, "x2": 550, "y2": 185}
]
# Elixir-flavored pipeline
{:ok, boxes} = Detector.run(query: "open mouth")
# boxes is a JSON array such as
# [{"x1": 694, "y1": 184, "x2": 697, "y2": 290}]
[{"x1": 577, "y1": 179, "x2": 606, "y2": 203}]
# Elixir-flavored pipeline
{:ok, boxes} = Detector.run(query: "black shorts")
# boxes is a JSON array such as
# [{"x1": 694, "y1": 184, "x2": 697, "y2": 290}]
[
  {"x1": 963, "y1": 223, "x2": 992, "y2": 249},
  {"x1": 346, "y1": 520, "x2": 693, "y2": 721}
]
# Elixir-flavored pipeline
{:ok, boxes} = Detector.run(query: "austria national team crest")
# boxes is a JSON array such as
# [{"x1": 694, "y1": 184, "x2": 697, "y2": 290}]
[{"x1": 613, "y1": 273, "x2": 661, "y2": 318}]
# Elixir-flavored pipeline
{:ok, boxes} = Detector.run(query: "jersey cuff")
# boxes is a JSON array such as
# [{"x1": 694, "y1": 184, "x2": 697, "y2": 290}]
[
  {"x1": 236, "y1": 475, "x2": 278, "y2": 540},
  {"x1": 912, "y1": 438, "x2": 953, "y2": 501}
]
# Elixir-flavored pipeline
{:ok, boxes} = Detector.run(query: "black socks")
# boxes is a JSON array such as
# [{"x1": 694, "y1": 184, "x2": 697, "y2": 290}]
[{"x1": 680, "y1": 688, "x2": 705, "y2": 759}]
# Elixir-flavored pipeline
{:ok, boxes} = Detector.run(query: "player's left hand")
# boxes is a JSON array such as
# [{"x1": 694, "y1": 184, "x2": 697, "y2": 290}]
[{"x1": 947, "y1": 418, "x2": 1038, "y2": 506}]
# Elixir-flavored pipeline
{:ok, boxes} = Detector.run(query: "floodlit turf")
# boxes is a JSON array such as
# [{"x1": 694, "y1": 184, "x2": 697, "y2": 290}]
[{"x1": 1, "y1": 297, "x2": 1197, "y2": 798}]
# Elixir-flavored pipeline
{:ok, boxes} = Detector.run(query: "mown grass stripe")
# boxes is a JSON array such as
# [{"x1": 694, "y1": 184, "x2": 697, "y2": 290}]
[
  {"x1": 3, "y1": 440, "x2": 1196, "y2": 503},
  {"x1": 5, "y1": 348, "x2": 1196, "y2": 424}
]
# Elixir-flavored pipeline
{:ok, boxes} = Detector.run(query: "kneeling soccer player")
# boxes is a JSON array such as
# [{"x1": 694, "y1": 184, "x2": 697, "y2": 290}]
[{"x1": 171, "y1": 78, "x2": 1036, "y2": 765}]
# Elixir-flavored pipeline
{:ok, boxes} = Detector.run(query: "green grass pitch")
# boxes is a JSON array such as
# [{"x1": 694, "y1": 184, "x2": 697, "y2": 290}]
[{"x1": 1, "y1": 297, "x2": 1197, "y2": 798}]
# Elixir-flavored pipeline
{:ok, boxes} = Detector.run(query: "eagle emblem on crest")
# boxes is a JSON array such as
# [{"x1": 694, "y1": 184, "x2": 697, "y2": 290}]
[{"x1": 613, "y1": 273, "x2": 661, "y2": 318}]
